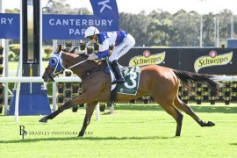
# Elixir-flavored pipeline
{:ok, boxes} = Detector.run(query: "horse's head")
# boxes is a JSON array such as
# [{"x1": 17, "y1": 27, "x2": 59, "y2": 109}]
[
  {"x1": 42, "y1": 45, "x2": 80, "y2": 82},
  {"x1": 42, "y1": 45, "x2": 63, "y2": 82}
]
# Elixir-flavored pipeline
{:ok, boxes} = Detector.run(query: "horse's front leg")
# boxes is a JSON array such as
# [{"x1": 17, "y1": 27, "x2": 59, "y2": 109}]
[
  {"x1": 78, "y1": 101, "x2": 98, "y2": 137},
  {"x1": 39, "y1": 101, "x2": 73, "y2": 123},
  {"x1": 39, "y1": 91, "x2": 96, "y2": 123}
]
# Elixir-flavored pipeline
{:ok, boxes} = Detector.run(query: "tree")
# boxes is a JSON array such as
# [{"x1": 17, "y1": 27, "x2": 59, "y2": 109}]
[
  {"x1": 149, "y1": 9, "x2": 172, "y2": 21},
  {"x1": 147, "y1": 9, "x2": 175, "y2": 46},
  {"x1": 119, "y1": 12, "x2": 151, "y2": 46},
  {"x1": 146, "y1": 19, "x2": 175, "y2": 46},
  {"x1": 203, "y1": 13, "x2": 215, "y2": 46},
  {"x1": 218, "y1": 9, "x2": 233, "y2": 45},
  {"x1": 171, "y1": 10, "x2": 200, "y2": 46},
  {"x1": 5, "y1": 8, "x2": 20, "y2": 13},
  {"x1": 44, "y1": 0, "x2": 92, "y2": 15}
]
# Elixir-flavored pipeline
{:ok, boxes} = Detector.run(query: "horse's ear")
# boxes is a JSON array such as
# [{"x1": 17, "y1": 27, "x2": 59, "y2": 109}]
[
  {"x1": 56, "y1": 45, "x2": 62, "y2": 53},
  {"x1": 62, "y1": 48, "x2": 69, "y2": 52}
]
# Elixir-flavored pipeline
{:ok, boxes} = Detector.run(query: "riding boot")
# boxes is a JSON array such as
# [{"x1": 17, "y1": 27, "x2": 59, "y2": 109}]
[{"x1": 111, "y1": 60, "x2": 125, "y2": 84}]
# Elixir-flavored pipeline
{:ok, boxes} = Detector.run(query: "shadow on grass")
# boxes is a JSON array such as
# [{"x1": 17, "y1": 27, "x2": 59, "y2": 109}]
[
  {"x1": 0, "y1": 135, "x2": 174, "y2": 144},
  {"x1": 116, "y1": 104, "x2": 237, "y2": 113},
  {"x1": 230, "y1": 143, "x2": 237, "y2": 145}
]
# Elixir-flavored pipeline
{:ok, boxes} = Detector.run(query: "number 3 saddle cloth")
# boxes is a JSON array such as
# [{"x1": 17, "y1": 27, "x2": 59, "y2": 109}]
[{"x1": 106, "y1": 61, "x2": 140, "y2": 96}]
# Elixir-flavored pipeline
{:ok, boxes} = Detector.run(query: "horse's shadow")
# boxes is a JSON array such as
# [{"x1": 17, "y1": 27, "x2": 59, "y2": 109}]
[
  {"x1": 116, "y1": 104, "x2": 237, "y2": 114},
  {"x1": 0, "y1": 135, "x2": 174, "y2": 144},
  {"x1": 229, "y1": 143, "x2": 237, "y2": 146}
]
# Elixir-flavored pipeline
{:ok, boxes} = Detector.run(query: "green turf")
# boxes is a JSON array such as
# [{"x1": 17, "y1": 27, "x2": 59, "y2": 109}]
[{"x1": 0, "y1": 103, "x2": 237, "y2": 158}]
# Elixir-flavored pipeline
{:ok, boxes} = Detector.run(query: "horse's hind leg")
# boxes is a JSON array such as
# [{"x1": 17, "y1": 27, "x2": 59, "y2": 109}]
[
  {"x1": 156, "y1": 99, "x2": 183, "y2": 136},
  {"x1": 174, "y1": 96, "x2": 215, "y2": 127},
  {"x1": 78, "y1": 101, "x2": 98, "y2": 137}
]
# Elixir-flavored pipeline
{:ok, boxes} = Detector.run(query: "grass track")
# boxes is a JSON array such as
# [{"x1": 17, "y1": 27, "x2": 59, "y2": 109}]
[{"x1": 0, "y1": 103, "x2": 237, "y2": 158}]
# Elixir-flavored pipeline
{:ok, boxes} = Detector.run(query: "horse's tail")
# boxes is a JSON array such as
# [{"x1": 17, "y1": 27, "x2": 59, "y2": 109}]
[{"x1": 172, "y1": 69, "x2": 219, "y2": 96}]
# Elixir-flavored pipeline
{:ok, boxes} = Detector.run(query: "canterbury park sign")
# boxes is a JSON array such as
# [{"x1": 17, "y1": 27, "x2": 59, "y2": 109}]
[{"x1": 0, "y1": 0, "x2": 119, "y2": 39}]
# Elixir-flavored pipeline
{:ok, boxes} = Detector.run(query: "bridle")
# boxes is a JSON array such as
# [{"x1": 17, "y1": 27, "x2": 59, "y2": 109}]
[{"x1": 50, "y1": 51, "x2": 88, "y2": 78}]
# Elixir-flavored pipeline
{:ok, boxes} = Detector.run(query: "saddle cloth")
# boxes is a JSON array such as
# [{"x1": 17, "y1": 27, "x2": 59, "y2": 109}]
[{"x1": 105, "y1": 61, "x2": 140, "y2": 96}]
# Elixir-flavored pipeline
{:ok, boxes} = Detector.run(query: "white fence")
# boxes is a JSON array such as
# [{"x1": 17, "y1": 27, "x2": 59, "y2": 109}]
[{"x1": 0, "y1": 77, "x2": 100, "y2": 122}]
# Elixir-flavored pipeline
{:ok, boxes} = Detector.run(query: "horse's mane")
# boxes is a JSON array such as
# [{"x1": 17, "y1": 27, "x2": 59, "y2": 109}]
[
  {"x1": 62, "y1": 46, "x2": 78, "y2": 54},
  {"x1": 57, "y1": 45, "x2": 90, "y2": 60}
]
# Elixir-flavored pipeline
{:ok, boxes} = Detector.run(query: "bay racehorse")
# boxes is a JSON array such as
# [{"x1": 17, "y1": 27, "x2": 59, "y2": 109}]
[{"x1": 39, "y1": 46, "x2": 219, "y2": 137}]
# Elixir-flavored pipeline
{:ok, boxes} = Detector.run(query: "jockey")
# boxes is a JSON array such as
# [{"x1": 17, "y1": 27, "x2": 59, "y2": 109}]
[{"x1": 84, "y1": 26, "x2": 135, "y2": 84}]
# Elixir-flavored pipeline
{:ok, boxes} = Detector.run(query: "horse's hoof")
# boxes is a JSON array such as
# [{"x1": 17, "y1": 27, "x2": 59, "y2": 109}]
[
  {"x1": 78, "y1": 132, "x2": 84, "y2": 137},
  {"x1": 39, "y1": 117, "x2": 47, "y2": 123},
  {"x1": 207, "y1": 121, "x2": 215, "y2": 126}
]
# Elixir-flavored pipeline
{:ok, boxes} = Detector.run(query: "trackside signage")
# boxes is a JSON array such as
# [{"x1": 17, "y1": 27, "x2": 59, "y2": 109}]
[
  {"x1": 194, "y1": 51, "x2": 233, "y2": 73},
  {"x1": 43, "y1": 14, "x2": 118, "y2": 39},
  {"x1": 0, "y1": 0, "x2": 119, "y2": 39},
  {"x1": 119, "y1": 48, "x2": 237, "y2": 75},
  {"x1": 0, "y1": 13, "x2": 19, "y2": 39},
  {"x1": 129, "y1": 51, "x2": 166, "y2": 66}
]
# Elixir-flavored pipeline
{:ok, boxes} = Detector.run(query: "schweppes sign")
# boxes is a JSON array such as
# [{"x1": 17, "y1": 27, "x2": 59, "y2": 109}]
[
  {"x1": 129, "y1": 50, "x2": 166, "y2": 66},
  {"x1": 194, "y1": 51, "x2": 233, "y2": 72}
]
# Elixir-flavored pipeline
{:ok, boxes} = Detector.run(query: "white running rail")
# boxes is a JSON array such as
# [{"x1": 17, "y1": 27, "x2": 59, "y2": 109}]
[{"x1": 0, "y1": 77, "x2": 100, "y2": 122}]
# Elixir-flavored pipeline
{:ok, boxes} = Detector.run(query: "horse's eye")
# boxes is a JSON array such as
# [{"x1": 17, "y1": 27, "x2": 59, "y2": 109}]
[{"x1": 51, "y1": 59, "x2": 55, "y2": 64}]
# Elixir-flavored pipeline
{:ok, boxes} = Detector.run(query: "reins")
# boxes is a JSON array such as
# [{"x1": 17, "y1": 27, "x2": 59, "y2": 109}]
[{"x1": 67, "y1": 59, "x2": 88, "y2": 69}]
